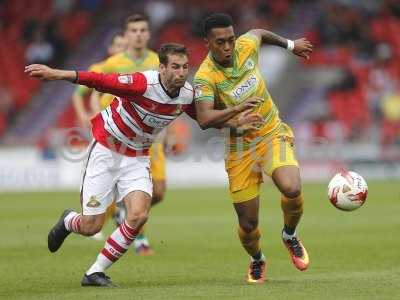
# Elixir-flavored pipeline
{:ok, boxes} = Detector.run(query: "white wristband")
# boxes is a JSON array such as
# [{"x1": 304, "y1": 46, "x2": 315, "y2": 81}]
[{"x1": 286, "y1": 39, "x2": 295, "y2": 52}]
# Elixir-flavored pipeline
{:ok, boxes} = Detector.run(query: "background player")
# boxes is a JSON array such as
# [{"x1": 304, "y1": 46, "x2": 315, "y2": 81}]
[
  {"x1": 194, "y1": 13, "x2": 313, "y2": 283},
  {"x1": 72, "y1": 33, "x2": 127, "y2": 130}
]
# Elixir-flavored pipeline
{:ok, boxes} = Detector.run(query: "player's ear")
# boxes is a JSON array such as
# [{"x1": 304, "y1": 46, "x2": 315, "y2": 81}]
[
  {"x1": 159, "y1": 63, "x2": 166, "y2": 74},
  {"x1": 204, "y1": 37, "x2": 210, "y2": 48}
]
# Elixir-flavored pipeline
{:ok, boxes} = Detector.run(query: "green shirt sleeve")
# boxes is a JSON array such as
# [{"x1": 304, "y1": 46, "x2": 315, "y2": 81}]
[{"x1": 193, "y1": 77, "x2": 215, "y2": 102}]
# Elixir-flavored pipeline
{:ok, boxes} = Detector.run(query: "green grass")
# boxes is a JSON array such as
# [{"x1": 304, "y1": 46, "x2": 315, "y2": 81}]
[{"x1": 0, "y1": 181, "x2": 399, "y2": 300}]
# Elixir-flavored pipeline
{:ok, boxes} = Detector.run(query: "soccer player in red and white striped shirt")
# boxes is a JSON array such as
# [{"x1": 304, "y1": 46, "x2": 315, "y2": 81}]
[{"x1": 25, "y1": 43, "x2": 262, "y2": 287}]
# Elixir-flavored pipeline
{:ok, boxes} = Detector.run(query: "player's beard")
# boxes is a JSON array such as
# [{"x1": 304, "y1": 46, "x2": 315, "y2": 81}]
[{"x1": 171, "y1": 79, "x2": 185, "y2": 91}]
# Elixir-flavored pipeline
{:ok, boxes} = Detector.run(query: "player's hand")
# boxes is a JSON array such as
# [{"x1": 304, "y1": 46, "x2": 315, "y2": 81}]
[
  {"x1": 236, "y1": 110, "x2": 264, "y2": 131},
  {"x1": 292, "y1": 38, "x2": 313, "y2": 60},
  {"x1": 25, "y1": 64, "x2": 62, "y2": 81},
  {"x1": 78, "y1": 114, "x2": 92, "y2": 130},
  {"x1": 236, "y1": 97, "x2": 263, "y2": 113}
]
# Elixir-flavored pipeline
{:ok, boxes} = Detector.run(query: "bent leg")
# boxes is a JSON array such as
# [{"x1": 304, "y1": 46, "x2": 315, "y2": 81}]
[
  {"x1": 272, "y1": 166, "x2": 303, "y2": 233},
  {"x1": 85, "y1": 190, "x2": 152, "y2": 276},
  {"x1": 234, "y1": 195, "x2": 261, "y2": 258}
]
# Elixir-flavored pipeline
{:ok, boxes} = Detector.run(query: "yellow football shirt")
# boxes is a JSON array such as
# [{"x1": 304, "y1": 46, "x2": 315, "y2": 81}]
[
  {"x1": 74, "y1": 62, "x2": 105, "y2": 98},
  {"x1": 97, "y1": 50, "x2": 159, "y2": 109},
  {"x1": 194, "y1": 32, "x2": 282, "y2": 151},
  {"x1": 74, "y1": 50, "x2": 159, "y2": 109}
]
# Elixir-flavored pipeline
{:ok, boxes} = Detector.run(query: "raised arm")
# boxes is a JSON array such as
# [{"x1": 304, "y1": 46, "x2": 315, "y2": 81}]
[
  {"x1": 25, "y1": 64, "x2": 147, "y2": 98},
  {"x1": 248, "y1": 29, "x2": 313, "y2": 60}
]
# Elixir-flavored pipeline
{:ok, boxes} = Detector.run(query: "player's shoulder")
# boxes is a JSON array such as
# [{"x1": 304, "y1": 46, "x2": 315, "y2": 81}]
[
  {"x1": 194, "y1": 56, "x2": 215, "y2": 82},
  {"x1": 236, "y1": 31, "x2": 260, "y2": 50},
  {"x1": 88, "y1": 62, "x2": 105, "y2": 72},
  {"x1": 147, "y1": 49, "x2": 158, "y2": 59},
  {"x1": 104, "y1": 52, "x2": 129, "y2": 66},
  {"x1": 141, "y1": 69, "x2": 159, "y2": 84},
  {"x1": 145, "y1": 49, "x2": 159, "y2": 64}
]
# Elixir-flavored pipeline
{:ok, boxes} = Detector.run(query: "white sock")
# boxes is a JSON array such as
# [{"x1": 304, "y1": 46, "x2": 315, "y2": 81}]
[
  {"x1": 251, "y1": 253, "x2": 266, "y2": 262},
  {"x1": 64, "y1": 211, "x2": 82, "y2": 233},
  {"x1": 282, "y1": 230, "x2": 297, "y2": 241},
  {"x1": 86, "y1": 220, "x2": 138, "y2": 275}
]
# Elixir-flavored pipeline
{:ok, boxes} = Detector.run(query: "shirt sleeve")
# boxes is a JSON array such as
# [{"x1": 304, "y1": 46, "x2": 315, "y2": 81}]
[
  {"x1": 73, "y1": 63, "x2": 104, "y2": 96},
  {"x1": 76, "y1": 71, "x2": 147, "y2": 98},
  {"x1": 193, "y1": 76, "x2": 215, "y2": 102}
]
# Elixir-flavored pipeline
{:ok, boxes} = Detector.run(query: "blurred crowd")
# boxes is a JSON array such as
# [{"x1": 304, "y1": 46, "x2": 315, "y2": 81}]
[
  {"x1": 146, "y1": 0, "x2": 293, "y2": 66},
  {"x1": 303, "y1": 0, "x2": 400, "y2": 146},
  {"x1": 1, "y1": 0, "x2": 399, "y2": 149},
  {"x1": 0, "y1": 0, "x2": 103, "y2": 136}
]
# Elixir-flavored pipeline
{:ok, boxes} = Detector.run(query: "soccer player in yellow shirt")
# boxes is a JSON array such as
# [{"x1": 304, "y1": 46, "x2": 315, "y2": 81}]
[
  {"x1": 194, "y1": 13, "x2": 313, "y2": 283},
  {"x1": 72, "y1": 33, "x2": 127, "y2": 130},
  {"x1": 73, "y1": 14, "x2": 169, "y2": 255}
]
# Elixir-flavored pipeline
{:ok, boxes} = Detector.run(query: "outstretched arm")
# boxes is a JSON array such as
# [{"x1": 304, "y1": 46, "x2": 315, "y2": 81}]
[
  {"x1": 194, "y1": 97, "x2": 263, "y2": 130},
  {"x1": 25, "y1": 64, "x2": 147, "y2": 98},
  {"x1": 248, "y1": 29, "x2": 313, "y2": 60}
]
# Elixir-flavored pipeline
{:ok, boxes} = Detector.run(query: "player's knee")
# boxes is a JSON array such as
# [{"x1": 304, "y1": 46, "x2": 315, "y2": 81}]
[
  {"x1": 281, "y1": 183, "x2": 301, "y2": 199},
  {"x1": 80, "y1": 219, "x2": 103, "y2": 236},
  {"x1": 126, "y1": 210, "x2": 149, "y2": 228},
  {"x1": 239, "y1": 217, "x2": 259, "y2": 233}
]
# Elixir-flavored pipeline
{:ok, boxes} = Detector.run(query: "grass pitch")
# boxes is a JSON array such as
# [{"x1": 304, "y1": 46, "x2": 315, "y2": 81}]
[{"x1": 0, "y1": 181, "x2": 399, "y2": 300}]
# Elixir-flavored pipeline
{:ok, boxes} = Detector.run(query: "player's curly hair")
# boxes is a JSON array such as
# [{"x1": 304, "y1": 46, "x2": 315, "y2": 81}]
[
  {"x1": 158, "y1": 43, "x2": 188, "y2": 65},
  {"x1": 202, "y1": 13, "x2": 233, "y2": 37}
]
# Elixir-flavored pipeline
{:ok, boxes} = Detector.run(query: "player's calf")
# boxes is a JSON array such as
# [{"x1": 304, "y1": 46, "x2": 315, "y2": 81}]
[{"x1": 79, "y1": 215, "x2": 104, "y2": 236}]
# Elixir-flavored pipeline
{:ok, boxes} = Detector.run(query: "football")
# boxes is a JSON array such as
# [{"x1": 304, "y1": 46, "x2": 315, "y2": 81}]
[{"x1": 327, "y1": 171, "x2": 368, "y2": 211}]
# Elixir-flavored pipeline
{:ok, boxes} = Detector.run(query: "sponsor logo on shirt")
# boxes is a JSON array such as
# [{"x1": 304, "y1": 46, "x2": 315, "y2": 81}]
[
  {"x1": 143, "y1": 115, "x2": 172, "y2": 128},
  {"x1": 245, "y1": 59, "x2": 255, "y2": 70},
  {"x1": 232, "y1": 74, "x2": 258, "y2": 100},
  {"x1": 118, "y1": 75, "x2": 133, "y2": 84},
  {"x1": 194, "y1": 84, "x2": 203, "y2": 98}
]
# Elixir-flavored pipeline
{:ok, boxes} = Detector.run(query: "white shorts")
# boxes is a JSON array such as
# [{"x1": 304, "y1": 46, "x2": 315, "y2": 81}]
[{"x1": 80, "y1": 141, "x2": 153, "y2": 216}]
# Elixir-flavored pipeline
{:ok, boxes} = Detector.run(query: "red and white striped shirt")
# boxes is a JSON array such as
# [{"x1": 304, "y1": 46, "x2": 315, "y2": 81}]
[{"x1": 77, "y1": 70, "x2": 196, "y2": 157}]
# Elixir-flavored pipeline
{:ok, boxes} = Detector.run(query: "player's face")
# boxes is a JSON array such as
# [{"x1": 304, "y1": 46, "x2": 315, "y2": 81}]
[
  {"x1": 125, "y1": 21, "x2": 150, "y2": 50},
  {"x1": 108, "y1": 36, "x2": 128, "y2": 56},
  {"x1": 206, "y1": 26, "x2": 236, "y2": 67},
  {"x1": 160, "y1": 54, "x2": 189, "y2": 90}
]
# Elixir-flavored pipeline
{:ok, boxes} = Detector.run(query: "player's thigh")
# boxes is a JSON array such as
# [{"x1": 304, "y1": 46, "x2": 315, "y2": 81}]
[
  {"x1": 233, "y1": 196, "x2": 260, "y2": 232},
  {"x1": 116, "y1": 155, "x2": 153, "y2": 225},
  {"x1": 261, "y1": 124, "x2": 299, "y2": 178},
  {"x1": 81, "y1": 142, "x2": 116, "y2": 216},
  {"x1": 226, "y1": 149, "x2": 263, "y2": 203}
]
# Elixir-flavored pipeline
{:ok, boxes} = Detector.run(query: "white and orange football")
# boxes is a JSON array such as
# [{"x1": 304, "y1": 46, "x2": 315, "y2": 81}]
[{"x1": 328, "y1": 171, "x2": 368, "y2": 211}]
